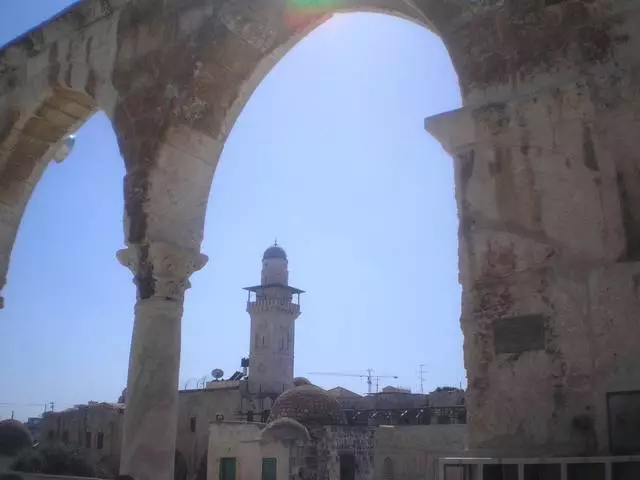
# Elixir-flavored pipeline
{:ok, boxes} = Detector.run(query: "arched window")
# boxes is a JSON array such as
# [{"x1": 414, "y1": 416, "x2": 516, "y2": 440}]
[{"x1": 383, "y1": 457, "x2": 394, "y2": 480}]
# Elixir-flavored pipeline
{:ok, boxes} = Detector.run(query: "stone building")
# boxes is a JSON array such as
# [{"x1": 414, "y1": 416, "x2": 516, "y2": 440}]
[
  {"x1": 208, "y1": 378, "x2": 375, "y2": 480},
  {"x1": 38, "y1": 402, "x2": 124, "y2": 476},
  {"x1": 329, "y1": 385, "x2": 465, "y2": 428},
  {"x1": 39, "y1": 244, "x2": 306, "y2": 479},
  {"x1": 37, "y1": 245, "x2": 466, "y2": 479},
  {"x1": 207, "y1": 379, "x2": 467, "y2": 480}
]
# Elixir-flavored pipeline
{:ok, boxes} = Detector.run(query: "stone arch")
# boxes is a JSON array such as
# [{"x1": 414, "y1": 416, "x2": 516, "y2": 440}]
[
  {"x1": 150, "y1": 0, "x2": 466, "y2": 149},
  {"x1": 0, "y1": 86, "x2": 98, "y2": 307},
  {"x1": 3, "y1": 0, "x2": 639, "y2": 474},
  {"x1": 0, "y1": 0, "x2": 122, "y2": 307}
]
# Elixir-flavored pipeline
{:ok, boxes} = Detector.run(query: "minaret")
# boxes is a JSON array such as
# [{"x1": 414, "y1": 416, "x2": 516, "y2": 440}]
[{"x1": 244, "y1": 242, "x2": 304, "y2": 395}]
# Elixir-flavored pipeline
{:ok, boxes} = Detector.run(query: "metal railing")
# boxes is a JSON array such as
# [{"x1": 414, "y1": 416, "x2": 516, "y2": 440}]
[{"x1": 437, "y1": 455, "x2": 640, "y2": 480}]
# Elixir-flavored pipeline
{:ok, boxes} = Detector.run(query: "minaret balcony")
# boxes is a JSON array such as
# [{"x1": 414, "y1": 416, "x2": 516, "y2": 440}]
[{"x1": 247, "y1": 297, "x2": 300, "y2": 315}]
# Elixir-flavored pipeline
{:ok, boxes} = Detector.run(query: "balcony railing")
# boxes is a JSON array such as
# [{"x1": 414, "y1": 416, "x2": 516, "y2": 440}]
[
  {"x1": 437, "y1": 455, "x2": 640, "y2": 480},
  {"x1": 247, "y1": 298, "x2": 300, "y2": 315}
]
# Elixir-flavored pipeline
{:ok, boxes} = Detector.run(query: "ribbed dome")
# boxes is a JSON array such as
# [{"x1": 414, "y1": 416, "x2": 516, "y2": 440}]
[
  {"x1": 268, "y1": 384, "x2": 345, "y2": 426},
  {"x1": 293, "y1": 377, "x2": 312, "y2": 387},
  {"x1": 0, "y1": 419, "x2": 32, "y2": 456},
  {"x1": 263, "y1": 244, "x2": 287, "y2": 261}
]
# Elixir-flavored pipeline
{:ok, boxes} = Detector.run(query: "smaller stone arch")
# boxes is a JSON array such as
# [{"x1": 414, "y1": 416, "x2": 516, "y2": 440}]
[{"x1": 382, "y1": 457, "x2": 394, "y2": 480}]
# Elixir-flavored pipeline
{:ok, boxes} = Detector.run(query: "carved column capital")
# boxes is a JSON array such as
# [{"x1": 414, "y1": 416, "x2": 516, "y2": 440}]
[{"x1": 117, "y1": 242, "x2": 208, "y2": 300}]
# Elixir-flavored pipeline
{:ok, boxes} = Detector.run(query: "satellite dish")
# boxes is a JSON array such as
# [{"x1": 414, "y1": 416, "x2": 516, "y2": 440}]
[{"x1": 212, "y1": 368, "x2": 224, "y2": 380}]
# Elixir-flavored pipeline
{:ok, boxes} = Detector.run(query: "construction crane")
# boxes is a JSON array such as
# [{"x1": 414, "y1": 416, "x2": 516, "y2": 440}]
[{"x1": 307, "y1": 369, "x2": 399, "y2": 394}]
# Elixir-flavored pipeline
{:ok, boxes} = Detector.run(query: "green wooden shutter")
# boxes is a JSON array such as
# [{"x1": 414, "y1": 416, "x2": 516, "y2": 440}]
[
  {"x1": 219, "y1": 457, "x2": 236, "y2": 480},
  {"x1": 262, "y1": 457, "x2": 277, "y2": 480}
]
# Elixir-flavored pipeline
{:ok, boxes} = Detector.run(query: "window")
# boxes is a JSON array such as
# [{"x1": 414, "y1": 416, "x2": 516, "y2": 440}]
[
  {"x1": 262, "y1": 458, "x2": 277, "y2": 480},
  {"x1": 48, "y1": 431, "x2": 54, "y2": 441},
  {"x1": 340, "y1": 454, "x2": 356, "y2": 480},
  {"x1": 483, "y1": 465, "x2": 518, "y2": 480},
  {"x1": 219, "y1": 457, "x2": 236, "y2": 480},
  {"x1": 85, "y1": 431, "x2": 92, "y2": 449},
  {"x1": 62, "y1": 430, "x2": 69, "y2": 444},
  {"x1": 97, "y1": 432, "x2": 104, "y2": 450},
  {"x1": 190, "y1": 417, "x2": 196, "y2": 433}
]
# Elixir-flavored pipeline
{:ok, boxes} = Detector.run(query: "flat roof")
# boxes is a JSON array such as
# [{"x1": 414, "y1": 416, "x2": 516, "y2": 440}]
[{"x1": 243, "y1": 284, "x2": 305, "y2": 295}]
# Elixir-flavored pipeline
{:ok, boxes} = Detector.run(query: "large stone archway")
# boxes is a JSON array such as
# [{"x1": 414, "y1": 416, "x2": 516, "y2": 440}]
[{"x1": 3, "y1": 0, "x2": 640, "y2": 478}]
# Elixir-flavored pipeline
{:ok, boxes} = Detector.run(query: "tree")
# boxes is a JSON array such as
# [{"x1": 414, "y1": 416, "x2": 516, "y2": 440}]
[
  {"x1": 11, "y1": 444, "x2": 108, "y2": 478},
  {"x1": 0, "y1": 420, "x2": 32, "y2": 457}
]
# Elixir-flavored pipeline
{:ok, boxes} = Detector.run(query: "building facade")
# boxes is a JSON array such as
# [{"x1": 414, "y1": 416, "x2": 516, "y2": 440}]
[
  {"x1": 38, "y1": 245, "x2": 465, "y2": 479},
  {"x1": 39, "y1": 244, "x2": 305, "y2": 479}
]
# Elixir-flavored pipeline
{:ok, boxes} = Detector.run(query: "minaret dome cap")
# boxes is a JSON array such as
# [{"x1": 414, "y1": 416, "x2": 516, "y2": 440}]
[{"x1": 263, "y1": 242, "x2": 287, "y2": 261}]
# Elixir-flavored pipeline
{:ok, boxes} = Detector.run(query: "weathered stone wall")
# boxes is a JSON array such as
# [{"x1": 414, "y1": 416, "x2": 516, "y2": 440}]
[
  {"x1": 176, "y1": 387, "x2": 241, "y2": 476},
  {"x1": 374, "y1": 425, "x2": 466, "y2": 480},
  {"x1": 318, "y1": 426, "x2": 374, "y2": 480},
  {"x1": 37, "y1": 387, "x2": 241, "y2": 478},
  {"x1": 38, "y1": 404, "x2": 123, "y2": 474},
  {"x1": 426, "y1": 3, "x2": 640, "y2": 457},
  {"x1": 286, "y1": 425, "x2": 374, "y2": 480},
  {"x1": 207, "y1": 421, "x2": 289, "y2": 480}
]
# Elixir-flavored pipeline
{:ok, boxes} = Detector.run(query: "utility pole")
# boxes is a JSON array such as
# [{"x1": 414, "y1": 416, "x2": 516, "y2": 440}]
[
  {"x1": 11, "y1": 410, "x2": 14, "y2": 420},
  {"x1": 419, "y1": 364, "x2": 427, "y2": 394}
]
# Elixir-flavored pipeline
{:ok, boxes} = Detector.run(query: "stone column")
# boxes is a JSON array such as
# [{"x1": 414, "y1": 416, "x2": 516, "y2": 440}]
[
  {"x1": 425, "y1": 82, "x2": 628, "y2": 455},
  {"x1": 117, "y1": 242, "x2": 207, "y2": 480}
]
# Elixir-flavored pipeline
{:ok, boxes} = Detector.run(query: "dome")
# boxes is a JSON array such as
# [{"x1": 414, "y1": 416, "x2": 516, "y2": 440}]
[
  {"x1": 263, "y1": 244, "x2": 287, "y2": 261},
  {"x1": 293, "y1": 377, "x2": 312, "y2": 387},
  {"x1": 260, "y1": 417, "x2": 310, "y2": 444},
  {"x1": 0, "y1": 419, "x2": 32, "y2": 456},
  {"x1": 268, "y1": 384, "x2": 345, "y2": 426}
]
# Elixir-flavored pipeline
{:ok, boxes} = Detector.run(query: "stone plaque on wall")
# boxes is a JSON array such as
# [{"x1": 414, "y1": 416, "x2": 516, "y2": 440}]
[
  {"x1": 608, "y1": 391, "x2": 640, "y2": 454},
  {"x1": 493, "y1": 315, "x2": 545, "y2": 355}
]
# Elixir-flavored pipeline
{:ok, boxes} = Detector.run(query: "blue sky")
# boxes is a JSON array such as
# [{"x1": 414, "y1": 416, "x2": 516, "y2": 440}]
[{"x1": 0, "y1": 1, "x2": 463, "y2": 421}]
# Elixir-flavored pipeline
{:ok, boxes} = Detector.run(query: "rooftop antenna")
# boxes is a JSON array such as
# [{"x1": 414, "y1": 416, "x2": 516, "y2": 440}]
[
  {"x1": 274, "y1": 238, "x2": 278, "y2": 246},
  {"x1": 419, "y1": 364, "x2": 427, "y2": 394}
]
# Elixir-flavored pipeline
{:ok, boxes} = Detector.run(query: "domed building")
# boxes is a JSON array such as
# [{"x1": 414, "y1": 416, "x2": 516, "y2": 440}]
[
  {"x1": 267, "y1": 383, "x2": 346, "y2": 426},
  {"x1": 208, "y1": 381, "x2": 374, "y2": 480}
]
